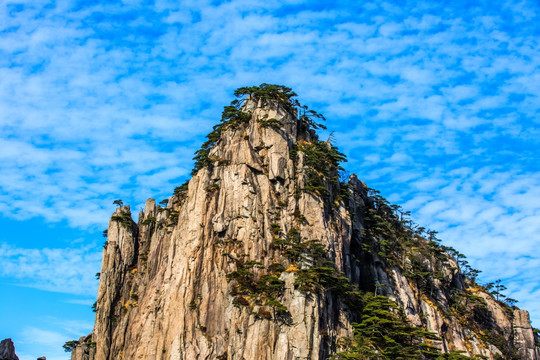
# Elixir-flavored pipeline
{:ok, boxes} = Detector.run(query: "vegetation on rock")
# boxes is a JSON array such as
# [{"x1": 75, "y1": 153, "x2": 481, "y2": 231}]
[
  {"x1": 110, "y1": 209, "x2": 134, "y2": 228},
  {"x1": 191, "y1": 100, "x2": 252, "y2": 175},
  {"x1": 192, "y1": 83, "x2": 328, "y2": 176},
  {"x1": 334, "y1": 293, "x2": 441, "y2": 359},
  {"x1": 206, "y1": 85, "x2": 521, "y2": 359},
  {"x1": 80, "y1": 85, "x2": 535, "y2": 360},
  {"x1": 63, "y1": 340, "x2": 79, "y2": 352},
  {"x1": 296, "y1": 139, "x2": 346, "y2": 198}
]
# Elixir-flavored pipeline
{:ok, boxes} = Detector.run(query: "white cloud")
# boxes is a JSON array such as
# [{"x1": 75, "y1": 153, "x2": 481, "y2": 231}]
[
  {"x1": 0, "y1": 243, "x2": 102, "y2": 296},
  {"x1": 20, "y1": 327, "x2": 66, "y2": 346},
  {"x1": 0, "y1": 0, "x2": 539, "y2": 333},
  {"x1": 65, "y1": 298, "x2": 96, "y2": 306},
  {"x1": 391, "y1": 167, "x2": 540, "y2": 324},
  {"x1": 16, "y1": 321, "x2": 93, "y2": 360}
]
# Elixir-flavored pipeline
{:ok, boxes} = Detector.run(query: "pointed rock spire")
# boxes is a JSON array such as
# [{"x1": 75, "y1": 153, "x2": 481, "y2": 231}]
[{"x1": 0, "y1": 339, "x2": 19, "y2": 360}]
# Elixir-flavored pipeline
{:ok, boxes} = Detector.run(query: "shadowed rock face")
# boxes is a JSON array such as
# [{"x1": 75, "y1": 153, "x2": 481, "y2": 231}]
[
  {"x1": 0, "y1": 339, "x2": 19, "y2": 360},
  {"x1": 70, "y1": 96, "x2": 540, "y2": 360}
]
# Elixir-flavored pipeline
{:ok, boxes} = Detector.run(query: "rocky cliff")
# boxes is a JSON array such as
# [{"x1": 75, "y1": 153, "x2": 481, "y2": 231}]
[{"x1": 70, "y1": 85, "x2": 540, "y2": 360}]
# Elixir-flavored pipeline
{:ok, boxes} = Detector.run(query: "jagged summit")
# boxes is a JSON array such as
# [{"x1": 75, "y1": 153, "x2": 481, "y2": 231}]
[
  {"x1": 68, "y1": 85, "x2": 539, "y2": 360},
  {"x1": 191, "y1": 84, "x2": 328, "y2": 177}
]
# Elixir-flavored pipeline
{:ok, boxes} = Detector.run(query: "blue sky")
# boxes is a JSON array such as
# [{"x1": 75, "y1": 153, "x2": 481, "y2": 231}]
[{"x1": 0, "y1": 0, "x2": 539, "y2": 359}]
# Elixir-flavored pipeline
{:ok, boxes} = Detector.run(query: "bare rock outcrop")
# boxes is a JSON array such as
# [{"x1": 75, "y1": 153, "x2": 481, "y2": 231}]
[
  {"x1": 69, "y1": 335, "x2": 95, "y2": 360},
  {"x1": 0, "y1": 339, "x2": 19, "y2": 360},
  {"x1": 69, "y1": 86, "x2": 540, "y2": 360},
  {"x1": 514, "y1": 310, "x2": 540, "y2": 359}
]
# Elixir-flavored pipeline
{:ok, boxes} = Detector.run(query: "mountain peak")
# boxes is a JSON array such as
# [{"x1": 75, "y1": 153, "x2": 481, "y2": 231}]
[
  {"x1": 191, "y1": 83, "x2": 326, "y2": 176},
  {"x1": 67, "y1": 85, "x2": 540, "y2": 360}
]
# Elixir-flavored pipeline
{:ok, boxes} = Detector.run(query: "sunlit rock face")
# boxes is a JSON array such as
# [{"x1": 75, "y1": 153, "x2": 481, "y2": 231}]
[{"x1": 70, "y1": 94, "x2": 540, "y2": 360}]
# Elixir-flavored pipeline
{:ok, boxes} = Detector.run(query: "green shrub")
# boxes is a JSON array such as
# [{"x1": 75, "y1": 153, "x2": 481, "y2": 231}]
[
  {"x1": 63, "y1": 340, "x2": 79, "y2": 352},
  {"x1": 226, "y1": 258, "x2": 288, "y2": 319},
  {"x1": 192, "y1": 104, "x2": 252, "y2": 175},
  {"x1": 173, "y1": 181, "x2": 189, "y2": 199},
  {"x1": 168, "y1": 211, "x2": 179, "y2": 226},
  {"x1": 296, "y1": 140, "x2": 347, "y2": 199},
  {"x1": 142, "y1": 217, "x2": 156, "y2": 225},
  {"x1": 289, "y1": 145, "x2": 298, "y2": 160},
  {"x1": 111, "y1": 210, "x2": 133, "y2": 228},
  {"x1": 334, "y1": 293, "x2": 441, "y2": 359},
  {"x1": 267, "y1": 263, "x2": 285, "y2": 274},
  {"x1": 270, "y1": 223, "x2": 281, "y2": 236},
  {"x1": 259, "y1": 117, "x2": 283, "y2": 129}
]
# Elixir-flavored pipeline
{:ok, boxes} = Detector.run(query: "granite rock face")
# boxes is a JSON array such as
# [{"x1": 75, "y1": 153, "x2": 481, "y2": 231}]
[
  {"x1": 513, "y1": 310, "x2": 540, "y2": 359},
  {"x1": 69, "y1": 335, "x2": 95, "y2": 360},
  {"x1": 0, "y1": 339, "x2": 19, "y2": 360},
  {"x1": 71, "y1": 95, "x2": 540, "y2": 359}
]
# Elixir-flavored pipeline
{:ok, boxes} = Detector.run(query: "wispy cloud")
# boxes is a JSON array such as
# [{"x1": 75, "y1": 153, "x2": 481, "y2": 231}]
[
  {"x1": 376, "y1": 166, "x2": 540, "y2": 324},
  {"x1": 16, "y1": 321, "x2": 93, "y2": 360},
  {"x1": 0, "y1": 243, "x2": 101, "y2": 296},
  {"x1": 0, "y1": 0, "x2": 538, "y2": 330}
]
